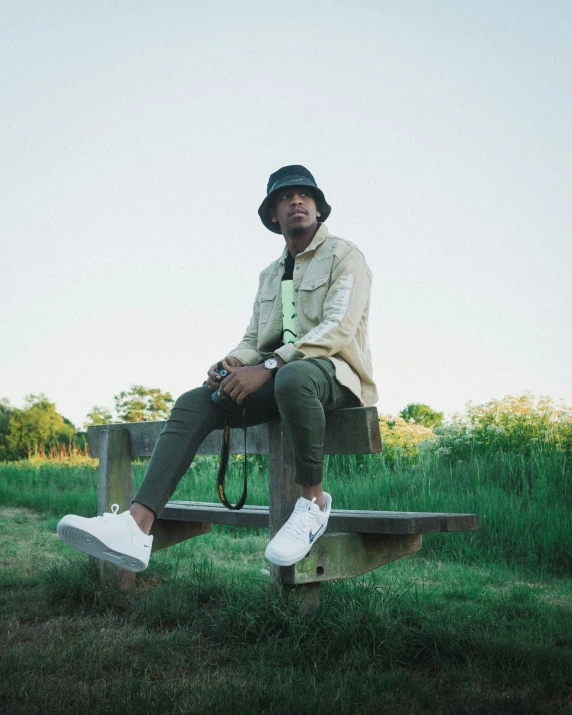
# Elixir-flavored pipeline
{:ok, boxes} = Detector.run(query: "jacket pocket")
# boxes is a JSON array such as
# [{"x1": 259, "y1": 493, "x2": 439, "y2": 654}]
[
  {"x1": 299, "y1": 275, "x2": 329, "y2": 321},
  {"x1": 258, "y1": 290, "x2": 277, "y2": 324}
]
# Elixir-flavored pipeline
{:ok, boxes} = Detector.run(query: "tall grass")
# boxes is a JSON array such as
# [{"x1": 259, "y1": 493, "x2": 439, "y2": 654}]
[
  {"x1": 332, "y1": 448, "x2": 572, "y2": 574},
  {"x1": 1, "y1": 441, "x2": 570, "y2": 575}
]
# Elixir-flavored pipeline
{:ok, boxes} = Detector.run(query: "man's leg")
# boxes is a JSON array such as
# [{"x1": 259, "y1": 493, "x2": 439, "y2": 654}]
[
  {"x1": 132, "y1": 385, "x2": 227, "y2": 532},
  {"x1": 265, "y1": 358, "x2": 359, "y2": 565},
  {"x1": 132, "y1": 381, "x2": 280, "y2": 531},
  {"x1": 57, "y1": 382, "x2": 279, "y2": 571},
  {"x1": 276, "y1": 358, "x2": 358, "y2": 498},
  {"x1": 57, "y1": 386, "x2": 227, "y2": 570},
  {"x1": 57, "y1": 386, "x2": 233, "y2": 571}
]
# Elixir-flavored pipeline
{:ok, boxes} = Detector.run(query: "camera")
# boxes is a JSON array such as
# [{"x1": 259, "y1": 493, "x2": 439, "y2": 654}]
[{"x1": 211, "y1": 362, "x2": 231, "y2": 408}]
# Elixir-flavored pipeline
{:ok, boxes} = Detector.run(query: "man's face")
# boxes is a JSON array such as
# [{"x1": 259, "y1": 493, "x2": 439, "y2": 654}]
[{"x1": 271, "y1": 187, "x2": 321, "y2": 234}]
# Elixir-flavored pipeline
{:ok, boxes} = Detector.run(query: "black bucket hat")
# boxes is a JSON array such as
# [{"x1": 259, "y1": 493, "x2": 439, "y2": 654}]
[{"x1": 258, "y1": 164, "x2": 332, "y2": 234}]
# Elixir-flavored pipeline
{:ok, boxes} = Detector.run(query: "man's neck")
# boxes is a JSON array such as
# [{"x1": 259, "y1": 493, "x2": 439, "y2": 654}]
[{"x1": 283, "y1": 223, "x2": 320, "y2": 257}]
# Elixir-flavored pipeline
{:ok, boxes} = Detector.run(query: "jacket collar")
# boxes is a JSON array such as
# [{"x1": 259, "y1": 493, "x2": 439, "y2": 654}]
[{"x1": 278, "y1": 223, "x2": 329, "y2": 265}]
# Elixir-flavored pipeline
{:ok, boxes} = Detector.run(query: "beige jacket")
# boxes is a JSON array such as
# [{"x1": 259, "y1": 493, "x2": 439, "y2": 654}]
[{"x1": 229, "y1": 224, "x2": 378, "y2": 406}]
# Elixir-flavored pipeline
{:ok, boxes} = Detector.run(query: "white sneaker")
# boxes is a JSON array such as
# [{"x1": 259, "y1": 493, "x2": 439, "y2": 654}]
[
  {"x1": 265, "y1": 492, "x2": 332, "y2": 566},
  {"x1": 57, "y1": 504, "x2": 153, "y2": 573}
]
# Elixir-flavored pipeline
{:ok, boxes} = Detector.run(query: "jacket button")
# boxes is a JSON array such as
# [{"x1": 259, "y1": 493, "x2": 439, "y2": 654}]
[{"x1": 296, "y1": 266, "x2": 300, "y2": 270}]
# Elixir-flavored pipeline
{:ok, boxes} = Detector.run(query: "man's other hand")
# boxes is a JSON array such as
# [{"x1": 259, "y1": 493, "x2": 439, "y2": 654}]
[
  {"x1": 218, "y1": 364, "x2": 272, "y2": 405},
  {"x1": 206, "y1": 356, "x2": 242, "y2": 392}
]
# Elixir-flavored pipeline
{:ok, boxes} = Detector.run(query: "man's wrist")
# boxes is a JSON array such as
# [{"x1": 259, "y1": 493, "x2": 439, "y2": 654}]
[{"x1": 263, "y1": 357, "x2": 279, "y2": 378}]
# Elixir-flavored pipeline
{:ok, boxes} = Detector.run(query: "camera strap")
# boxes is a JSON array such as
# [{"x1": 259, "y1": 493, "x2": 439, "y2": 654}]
[{"x1": 216, "y1": 409, "x2": 248, "y2": 510}]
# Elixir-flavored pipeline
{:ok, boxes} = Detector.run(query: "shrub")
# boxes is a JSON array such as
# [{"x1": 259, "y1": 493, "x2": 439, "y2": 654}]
[
  {"x1": 434, "y1": 392, "x2": 572, "y2": 460},
  {"x1": 378, "y1": 415, "x2": 436, "y2": 467}
]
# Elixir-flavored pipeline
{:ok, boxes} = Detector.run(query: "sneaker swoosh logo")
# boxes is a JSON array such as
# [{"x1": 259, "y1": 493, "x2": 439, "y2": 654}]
[{"x1": 308, "y1": 525, "x2": 324, "y2": 544}]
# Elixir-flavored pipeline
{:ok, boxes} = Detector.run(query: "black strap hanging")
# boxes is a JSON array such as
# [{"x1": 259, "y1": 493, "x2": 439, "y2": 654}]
[{"x1": 216, "y1": 409, "x2": 248, "y2": 510}]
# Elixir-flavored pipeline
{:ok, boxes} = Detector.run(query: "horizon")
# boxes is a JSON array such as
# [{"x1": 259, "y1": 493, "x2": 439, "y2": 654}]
[{"x1": 2, "y1": 387, "x2": 567, "y2": 434}]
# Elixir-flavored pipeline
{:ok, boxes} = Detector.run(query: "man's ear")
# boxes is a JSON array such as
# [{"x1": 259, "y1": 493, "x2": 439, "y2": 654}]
[
  {"x1": 271, "y1": 209, "x2": 278, "y2": 223},
  {"x1": 316, "y1": 210, "x2": 321, "y2": 217}
]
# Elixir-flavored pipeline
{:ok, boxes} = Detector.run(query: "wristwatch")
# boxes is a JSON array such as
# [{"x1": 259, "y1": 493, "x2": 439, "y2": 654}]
[{"x1": 264, "y1": 357, "x2": 279, "y2": 378}]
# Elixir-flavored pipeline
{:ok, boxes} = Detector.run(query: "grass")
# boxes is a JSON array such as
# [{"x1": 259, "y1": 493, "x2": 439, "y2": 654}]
[
  {"x1": 1, "y1": 447, "x2": 570, "y2": 573},
  {"x1": 1, "y1": 449, "x2": 572, "y2": 713},
  {"x1": 1, "y1": 509, "x2": 571, "y2": 714}
]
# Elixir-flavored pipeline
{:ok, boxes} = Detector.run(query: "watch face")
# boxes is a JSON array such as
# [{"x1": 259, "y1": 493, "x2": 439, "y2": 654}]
[{"x1": 265, "y1": 358, "x2": 278, "y2": 370}]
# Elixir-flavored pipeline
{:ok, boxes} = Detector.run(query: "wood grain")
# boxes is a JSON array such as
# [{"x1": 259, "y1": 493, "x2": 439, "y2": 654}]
[
  {"x1": 159, "y1": 501, "x2": 478, "y2": 534},
  {"x1": 87, "y1": 407, "x2": 382, "y2": 458}
]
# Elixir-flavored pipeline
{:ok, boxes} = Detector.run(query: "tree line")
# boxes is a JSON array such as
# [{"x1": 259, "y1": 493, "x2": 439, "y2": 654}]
[
  {"x1": 0, "y1": 386, "x2": 173, "y2": 461},
  {"x1": 0, "y1": 384, "x2": 443, "y2": 462}
]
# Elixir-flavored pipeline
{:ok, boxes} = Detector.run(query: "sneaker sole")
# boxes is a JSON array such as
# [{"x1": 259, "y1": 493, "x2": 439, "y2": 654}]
[
  {"x1": 265, "y1": 529, "x2": 326, "y2": 567},
  {"x1": 57, "y1": 518, "x2": 149, "y2": 573},
  {"x1": 264, "y1": 547, "x2": 312, "y2": 567}
]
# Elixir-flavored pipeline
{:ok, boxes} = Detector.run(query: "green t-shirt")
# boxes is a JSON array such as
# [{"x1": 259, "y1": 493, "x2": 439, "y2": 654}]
[{"x1": 281, "y1": 253, "x2": 297, "y2": 345}]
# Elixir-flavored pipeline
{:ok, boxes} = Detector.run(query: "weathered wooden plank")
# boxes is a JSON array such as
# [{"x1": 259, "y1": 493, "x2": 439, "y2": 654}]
[
  {"x1": 287, "y1": 532, "x2": 423, "y2": 585},
  {"x1": 328, "y1": 510, "x2": 479, "y2": 534},
  {"x1": 150, "y1": 520, "x2": 212, "y2": 552},
  {"x1": 159, "y1": 501, "x2": 479, "y2": 534},
  {"x1": 266, "y1": 420, "x2": 305, "y2": 594},
  {"x1": 87, "y1": 407, "x2": 382, "y2": 458},
  {"x1": 267, "y1": 421, "x2": 298, "y2": 538},
  {"x1": 323, "y1": 407, "x2": 382, "y2": 454},
  {"x1": 283, "y1": 583, "x2": 322, "y2": 614},
  {"x1": 96, "y1": 428, "x2": 136, "y2": 590},
  {"x1": 88, "y1": 421, "x2": 270, "y2": 458},
  {"x1": 97, "y1": 428, "x2": 135, "y2": 517},
  {"x1": 160, "y1": 501, "x2": 269, "y2": 527}
]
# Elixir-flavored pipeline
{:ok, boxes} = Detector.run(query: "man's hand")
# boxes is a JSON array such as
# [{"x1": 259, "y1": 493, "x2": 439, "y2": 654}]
[
  {"x1": 218, "y1": 363, "x2": 272, "y2": 405},
  {"x1": 205, "y1": 356, "x2": 242, "y2": 392}
]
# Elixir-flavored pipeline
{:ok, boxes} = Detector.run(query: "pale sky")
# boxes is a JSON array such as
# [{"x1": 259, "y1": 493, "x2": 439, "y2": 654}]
[{"x1": 1, "y1": 1, "x2": 571, "y2": 429}]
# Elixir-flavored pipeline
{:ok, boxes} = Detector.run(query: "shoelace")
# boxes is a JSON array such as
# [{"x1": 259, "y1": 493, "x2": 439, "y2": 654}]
[
  {"x1": 102, "y1": 504, "x2": 128, "y2": 520},
  {"x1": 281, "y1": 500, "x2": 317, "y2": 538}
]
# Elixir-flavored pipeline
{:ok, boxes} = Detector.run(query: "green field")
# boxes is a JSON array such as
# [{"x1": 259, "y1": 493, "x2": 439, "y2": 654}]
[{"x1": 1, "y1": 450, "x2": 571, "y2": 714}]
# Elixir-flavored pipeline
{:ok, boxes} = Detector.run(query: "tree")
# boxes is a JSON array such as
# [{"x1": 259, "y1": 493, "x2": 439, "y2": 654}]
[
  {"x1": 4, "y1": 393, "x2": 76, "y2": 460},
  {"x1": 114, "y1": 385, "x2": 174, "y2": 422},
  {"x1": 84, "y1": 406, "x2": 114, "y2": 428},
  {"x1": 0, "y1": 398, "x2": 11, "y2": 427},
  {"x1": 0, "y1": 398, "x2": 13, "y2": 460},
  {"x1": 399, "y1": 403, "x2": 444, "y2": 429}
]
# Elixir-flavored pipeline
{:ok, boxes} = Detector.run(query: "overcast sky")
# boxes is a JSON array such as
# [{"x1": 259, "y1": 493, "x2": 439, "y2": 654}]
[{"x1": 1, "y1": 1, "x2": 570, "y2": 429}]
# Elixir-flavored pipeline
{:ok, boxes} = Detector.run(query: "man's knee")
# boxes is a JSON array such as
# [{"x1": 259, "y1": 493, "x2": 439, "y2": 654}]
[
  {"x1": 172, "y1": 385, "x2": 211, "y2": 411},
  {"x1": 275, "y1": 361, "x2": 302, "y2": 395},
  {"x1": 275, "y1": 360, "x2": 325, "y2": 402},
  {"x1": 164, "y1": 386, "x2": 214, "y2": 430},
  {"x1": 160, "y1": 385, "x2": 217, "y2": 437}
]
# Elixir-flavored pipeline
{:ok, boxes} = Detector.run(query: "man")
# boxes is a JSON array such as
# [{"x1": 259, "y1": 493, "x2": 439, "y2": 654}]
[{"x1": 57, "y1": 165, "x2": 378, "y2": 572}]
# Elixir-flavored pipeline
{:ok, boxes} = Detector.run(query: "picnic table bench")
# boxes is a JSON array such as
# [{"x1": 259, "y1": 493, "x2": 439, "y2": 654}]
[{"x1": 88, "y1": 407, "x2": 478, "y2": 611}]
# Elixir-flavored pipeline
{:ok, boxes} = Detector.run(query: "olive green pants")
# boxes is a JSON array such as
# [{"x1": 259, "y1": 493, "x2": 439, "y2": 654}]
[{"x1": 134, "y1": 358, "x2": 359, "y2": 516}]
